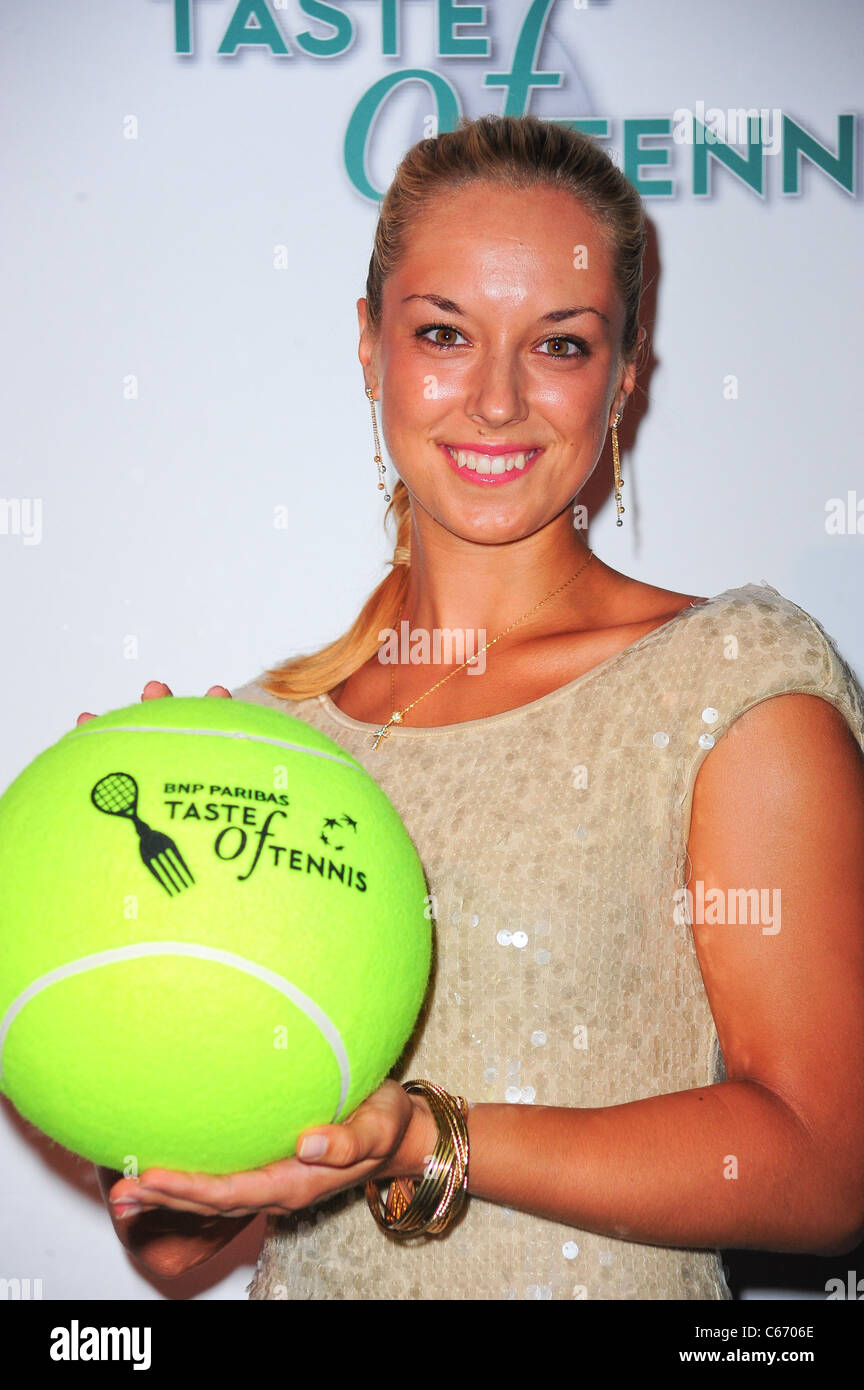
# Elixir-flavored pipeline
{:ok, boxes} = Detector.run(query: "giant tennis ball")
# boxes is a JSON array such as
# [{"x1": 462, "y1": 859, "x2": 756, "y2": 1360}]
[{"x1": 0, "y1": 696, "x2": 431, "y2": 1174}]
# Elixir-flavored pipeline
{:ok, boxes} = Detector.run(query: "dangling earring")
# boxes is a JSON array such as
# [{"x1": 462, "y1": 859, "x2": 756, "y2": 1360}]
[
  {"x1": 366, "y1": 386, "x2": 390, "y2": 502},
  {"x1": 611, "y1": 412, "x2": 625, "y2": 526}
]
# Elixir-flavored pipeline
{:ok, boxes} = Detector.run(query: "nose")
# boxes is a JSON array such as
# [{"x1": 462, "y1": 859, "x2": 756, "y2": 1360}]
[{"x1": 464, "y1": 353, "x2": 529, "y2": 431}]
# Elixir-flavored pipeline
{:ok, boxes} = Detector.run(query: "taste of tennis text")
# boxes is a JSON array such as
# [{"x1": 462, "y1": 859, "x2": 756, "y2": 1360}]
[{"x1": 160, "y1": 784, "x2": 367, "y2": 892}]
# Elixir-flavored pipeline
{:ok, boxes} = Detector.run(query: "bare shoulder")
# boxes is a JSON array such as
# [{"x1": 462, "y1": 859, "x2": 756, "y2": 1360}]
[{"x1": 600, "y1": 573, "x2": 710, "y2": 628}]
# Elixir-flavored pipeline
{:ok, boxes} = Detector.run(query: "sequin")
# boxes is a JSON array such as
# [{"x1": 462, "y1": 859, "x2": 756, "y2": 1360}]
[
  {"x1": 235, "y1": 578, "x2": 858, "y2": 1303},
  {"x1": 505, "y1": 1085, "x2": 522, "y2": 1103},
  {"x1": 698, "y1": 733, "x2": 715, "y2": 749},
  {"x1": 506, "y1": 1057, "x2": 521, "y2": 1074},
  {"x1": 471, "y1": 913, "x2": 480, "y2": 927},
  {"x1": 652, "y1": 731, "x2": 670, "y2": 748},
  {"x1": 530, "y1": 1030, "x2": 547, "y2": 1046},
  {"x1": 511, "y1": 929, "x2": 529, "y2": 948},
  {"x1": 496, "y1": 928, "x2": 512, "y2": 946},
  {"x1": 520, "y1": 1085, "x2": 536, "y2": 1103},
  {"x1": 701, "y1": 707, "x2": 719, "y2": 723},
  {"x1": 562, "y1": 1241, "x2": 580, "y2": 1260}
]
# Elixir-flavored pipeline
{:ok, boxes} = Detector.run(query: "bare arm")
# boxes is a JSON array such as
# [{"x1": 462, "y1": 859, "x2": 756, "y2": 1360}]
[{"x1": 454, "y1": 693, "x2": 864, "y2": 1254}]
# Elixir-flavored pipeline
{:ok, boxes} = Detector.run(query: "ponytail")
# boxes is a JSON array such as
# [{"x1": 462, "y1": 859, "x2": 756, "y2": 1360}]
[{"x1": 259, "y1": 479, "x2": 411, "y2": 701}]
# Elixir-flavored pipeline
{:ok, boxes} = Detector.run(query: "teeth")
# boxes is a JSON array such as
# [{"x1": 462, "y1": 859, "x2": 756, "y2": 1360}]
[{"x1": 449, "y1": 447, "x2": 535, "y2": 473}]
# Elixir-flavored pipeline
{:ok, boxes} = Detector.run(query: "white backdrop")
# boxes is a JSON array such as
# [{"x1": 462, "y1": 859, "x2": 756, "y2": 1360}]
[{"x1": 1, "y1": 0, "x2": 862, "y2": 1301}]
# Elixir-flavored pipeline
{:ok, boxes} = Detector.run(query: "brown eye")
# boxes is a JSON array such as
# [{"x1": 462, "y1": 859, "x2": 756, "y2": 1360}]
[
  {"x1": 538, "y1": 335, "x2": 588, "y2": 359},
  {"x1": 415, "y1": 323, "x2": 468, "y2": 349}
]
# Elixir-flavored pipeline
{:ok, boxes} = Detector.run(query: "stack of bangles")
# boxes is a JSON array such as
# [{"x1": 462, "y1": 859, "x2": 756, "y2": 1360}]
[{"x1": 365, "y1": 1080, "x2": 470, "y2": 1236}]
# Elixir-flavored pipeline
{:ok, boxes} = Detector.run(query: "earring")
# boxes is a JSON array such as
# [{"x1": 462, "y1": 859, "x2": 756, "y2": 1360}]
[
  {"x1": 611, "y1": 412, "x2": 625, "y2": 526},
  {"x1": 366, "y1": 386, "x2": 390, "y2": 502}
]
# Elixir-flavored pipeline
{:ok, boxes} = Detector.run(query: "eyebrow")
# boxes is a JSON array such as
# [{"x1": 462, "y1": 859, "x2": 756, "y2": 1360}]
[{"x1": 401, "y1": 292, "x2": 610, "y2": 327}]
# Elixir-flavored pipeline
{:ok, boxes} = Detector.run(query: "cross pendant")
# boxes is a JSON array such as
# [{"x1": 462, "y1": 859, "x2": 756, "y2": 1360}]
[{"x1": 371, "y1": 711, "x2": 402, "y2": 750}]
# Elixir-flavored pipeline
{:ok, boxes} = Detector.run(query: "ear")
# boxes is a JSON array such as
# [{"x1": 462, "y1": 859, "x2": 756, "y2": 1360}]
[
  {"x1": 610, "y1": 355, "x2": 638, "y2": 425},
  {"x1": 357, "y1": 297, "x2": 379, "y2": 396}
]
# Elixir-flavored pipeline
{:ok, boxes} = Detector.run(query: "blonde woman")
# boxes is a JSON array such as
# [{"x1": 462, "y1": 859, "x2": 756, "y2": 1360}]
[{"x1": 89, "y1": 114, "x2": 864, "y2": 1301}]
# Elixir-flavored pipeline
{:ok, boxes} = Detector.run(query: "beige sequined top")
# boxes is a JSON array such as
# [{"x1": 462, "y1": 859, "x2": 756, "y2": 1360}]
[{"x1": 230, "y1": 581, "x2": 864, "y2": 1301}]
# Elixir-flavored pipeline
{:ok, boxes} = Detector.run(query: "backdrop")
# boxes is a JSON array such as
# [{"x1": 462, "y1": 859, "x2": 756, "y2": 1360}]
[{"x1": 1, "y1": 0, "x2": 862, "y2": 1302}]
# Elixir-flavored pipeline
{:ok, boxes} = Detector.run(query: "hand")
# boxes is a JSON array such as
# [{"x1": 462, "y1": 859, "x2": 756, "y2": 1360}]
[
  {"x1": 106, "y1": 1080, "x2": 437, "y2": 1221},
  {"x1": 77, "y1": 679, "x2": 232, "y2": 726}
]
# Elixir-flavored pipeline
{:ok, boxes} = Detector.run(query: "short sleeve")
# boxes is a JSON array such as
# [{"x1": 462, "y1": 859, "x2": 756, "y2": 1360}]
[
  {"x1": 668, "y1": 583, "x2": 864, "y2": 916},
  {"x1": 679, "y1": 583, "x2": 864, "y2": 784}
]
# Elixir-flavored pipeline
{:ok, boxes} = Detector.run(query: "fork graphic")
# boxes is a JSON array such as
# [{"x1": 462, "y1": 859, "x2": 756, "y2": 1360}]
[{"x1": 91, "y1": 772, "x2": 195, "y2": 895}]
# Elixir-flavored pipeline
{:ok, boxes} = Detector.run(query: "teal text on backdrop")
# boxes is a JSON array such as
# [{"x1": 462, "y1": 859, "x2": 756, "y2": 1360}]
[{"x1": 159, "y1": 0, "x2": 858, "y2": 201}]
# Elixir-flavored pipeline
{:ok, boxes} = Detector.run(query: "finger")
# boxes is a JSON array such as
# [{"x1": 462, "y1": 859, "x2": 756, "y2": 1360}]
[
  {"x1": 76, "y1": 712, "x2": 95, "y2": 726},
  {"x1": 111, "y1": 1172, "x2": 278, "y2": 1219},
  {"x1": 111, "y1": 1184, "x2": 226, "y2": 1218},
  {"x1": 205, "y1": 686, "x2": 232, "y2": 698},
  {"x1": 133, "y1": 1160, "x2": 360, "y2": 1215},
  {"x1": 296, "y1": 1110, "x2": 401, "y2": 1169},
  {"x1": 141, "y1": 680, "x2": 172, "y2": 700},
  {"x1": 111, "y1": 1194, "x2": 224, "y2": 1218},
  {"x1": 112, "y1": 1202, "x2": 161, "y2": 1220},
  {"x1": 134, "y1": 1166, "x2": 280, "y2": 1213}
]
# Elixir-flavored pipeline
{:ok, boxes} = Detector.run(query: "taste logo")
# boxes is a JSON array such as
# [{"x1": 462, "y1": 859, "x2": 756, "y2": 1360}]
[
  {"x1": 91, "y1": 773, "x2": 194, "y2": 896},
  {"x1": 90, "y1": 776, "x2": 368, "y2": 895}
]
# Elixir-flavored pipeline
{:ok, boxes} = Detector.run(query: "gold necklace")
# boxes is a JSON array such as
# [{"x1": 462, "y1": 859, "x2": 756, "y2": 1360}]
[{"x1": 370, "y1": 549, "x2": 595, "y2": 750}]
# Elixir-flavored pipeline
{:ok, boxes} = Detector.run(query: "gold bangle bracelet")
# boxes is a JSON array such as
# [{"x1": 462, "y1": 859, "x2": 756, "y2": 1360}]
[{"x1": 365, "y1": 1080, "x2": 470, "y2": 1238}]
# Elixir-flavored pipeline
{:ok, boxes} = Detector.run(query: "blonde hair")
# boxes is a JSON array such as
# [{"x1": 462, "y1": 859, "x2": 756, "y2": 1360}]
[{"x1": 261, "y1": 113, "x2": 647, "y2": 702}]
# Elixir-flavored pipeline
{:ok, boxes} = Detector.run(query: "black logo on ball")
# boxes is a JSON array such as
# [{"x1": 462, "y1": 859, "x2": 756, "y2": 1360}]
[{"x1": 91, "y1": 773, "x2": 194, "y2": 896}]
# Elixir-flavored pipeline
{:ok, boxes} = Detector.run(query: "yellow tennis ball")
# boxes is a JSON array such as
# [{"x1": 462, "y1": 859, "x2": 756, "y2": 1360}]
[{"x1": 0, "y1": 696, "x2": 432, "y2": 1174}]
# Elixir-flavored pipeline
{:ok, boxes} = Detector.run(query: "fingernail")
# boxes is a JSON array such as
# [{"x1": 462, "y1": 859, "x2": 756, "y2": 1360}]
[
  {"x1": 113, "y1": 1203, "x2": 142, "y2": 1219},
  {"x1": 298, "y1": 1134, "x2": 327, "y2": 1159}
]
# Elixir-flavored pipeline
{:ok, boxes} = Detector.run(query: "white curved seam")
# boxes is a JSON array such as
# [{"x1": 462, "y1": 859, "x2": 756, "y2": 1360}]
[
  {"x1": 69, "y1": 724, "x2": 364, "y2": 773},
  {"x1": 0, "y1": 943, "x2": 350, "y2": 1118}
]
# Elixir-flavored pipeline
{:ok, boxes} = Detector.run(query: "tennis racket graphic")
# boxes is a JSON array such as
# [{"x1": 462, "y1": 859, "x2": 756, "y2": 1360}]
[{"x1": 90, "y1": 772, "x2": 195, "y2": 895}]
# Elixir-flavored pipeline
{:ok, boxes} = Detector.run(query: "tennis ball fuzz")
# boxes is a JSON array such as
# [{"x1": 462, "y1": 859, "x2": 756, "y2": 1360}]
[{"x1": 0, "y1": 696, "x2": 432, "y2": 1174}]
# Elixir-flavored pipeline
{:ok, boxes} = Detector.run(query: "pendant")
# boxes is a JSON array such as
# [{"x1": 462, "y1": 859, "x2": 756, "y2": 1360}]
[{"x1": 371, "y1": 711, "x2": 402, "y2": 750}]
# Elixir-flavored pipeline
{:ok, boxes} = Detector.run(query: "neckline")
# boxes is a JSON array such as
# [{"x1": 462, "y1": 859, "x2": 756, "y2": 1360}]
[{"x1": 315, "y1": 584, "x2": 750, "y2": 739}]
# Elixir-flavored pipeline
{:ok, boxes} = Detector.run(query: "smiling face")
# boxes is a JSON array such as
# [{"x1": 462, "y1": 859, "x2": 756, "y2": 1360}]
[{"x1": 359, "y1": 179, "x2": 637, "y2": 548}]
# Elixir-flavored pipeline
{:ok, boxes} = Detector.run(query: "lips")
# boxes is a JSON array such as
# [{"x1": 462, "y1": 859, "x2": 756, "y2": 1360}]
[{"x1": 439, "y1": 443, "x2": 543, "y2": 485}]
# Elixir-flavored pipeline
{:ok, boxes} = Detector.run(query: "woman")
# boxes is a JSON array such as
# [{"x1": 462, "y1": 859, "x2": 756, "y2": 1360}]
[{"x1": 91, "y1": 114, "x2": 864, "y2": 1300}]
